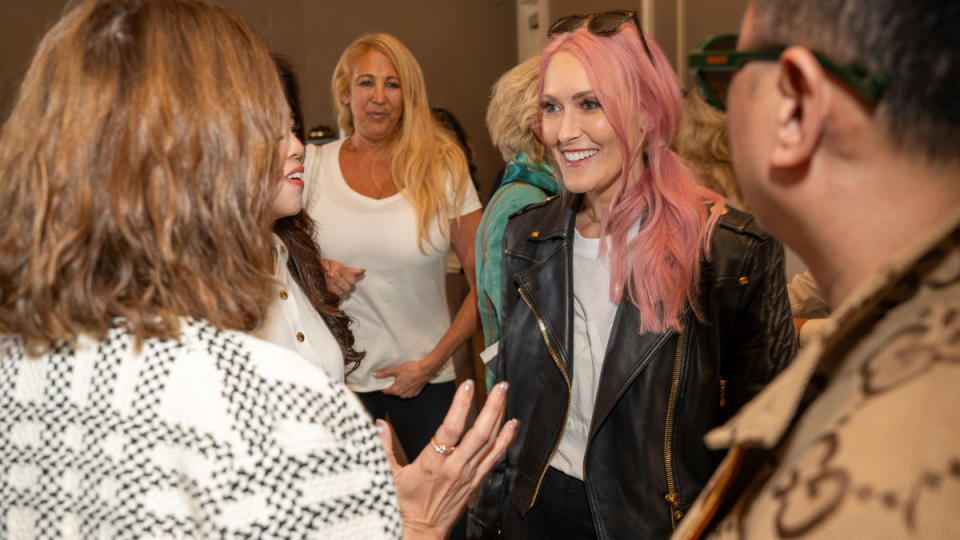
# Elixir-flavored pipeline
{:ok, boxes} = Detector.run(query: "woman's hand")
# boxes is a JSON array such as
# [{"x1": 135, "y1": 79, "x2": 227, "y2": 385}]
[
  {"x1": 378, "y1": 380, "x2": 518, "y2": 539},
  {"x1": 321, "y1": 258, "x2": 364, "y2": 299},
  {"x1": 374, "y1": 360, "x2": 433, "y2": 398}
]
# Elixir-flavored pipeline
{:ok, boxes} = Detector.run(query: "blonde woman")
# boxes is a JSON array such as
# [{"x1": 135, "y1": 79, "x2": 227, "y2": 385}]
[
  {"x1": 304, "y1": 33, "x2": 482, "y2": 460},
  {"x1": 476, "y1": 55, "x2": 559, "y2": 389}
]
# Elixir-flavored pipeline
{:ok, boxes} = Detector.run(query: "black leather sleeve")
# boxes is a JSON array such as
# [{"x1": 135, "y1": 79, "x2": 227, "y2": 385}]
[
  {"x1": 467, "y1": 458, "x2": 507, "y2": 539},
  {"x1": 725, "y1": 235, "x2": 797, "y2": 411}
]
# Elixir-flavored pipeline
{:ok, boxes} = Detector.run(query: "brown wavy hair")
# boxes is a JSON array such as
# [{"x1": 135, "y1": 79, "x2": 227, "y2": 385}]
[{"x1": 0, "y1": 0, "x2": 287, "y2": 350}]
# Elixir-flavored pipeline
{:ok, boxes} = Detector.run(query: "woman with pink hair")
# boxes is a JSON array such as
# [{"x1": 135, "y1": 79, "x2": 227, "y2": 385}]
[{"x1": 469, "y1": 11, "x2": 796, "y2": 539}]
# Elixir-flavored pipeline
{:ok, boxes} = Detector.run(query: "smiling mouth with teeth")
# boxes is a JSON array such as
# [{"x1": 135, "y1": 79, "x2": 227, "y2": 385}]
[
  {"x1": 285, "y1": 172, "x2": 304, "y2": 180},
  {"x1": 563, "y1": 150, "x2": 598, "y2": 163}
]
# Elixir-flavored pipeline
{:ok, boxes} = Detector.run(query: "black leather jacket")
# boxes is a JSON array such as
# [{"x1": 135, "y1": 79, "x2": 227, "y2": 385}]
[{"x1": 469, "y1": 193, "x2": 796, "y2": 539}]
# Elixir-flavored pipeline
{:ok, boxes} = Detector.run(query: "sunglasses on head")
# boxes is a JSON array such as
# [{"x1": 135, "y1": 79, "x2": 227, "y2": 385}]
[
  {"x1": 548, "y1": 10, "x2": 656, "y2": 67},
  {"x1": 688, "y1": 33, "x2": 887, "y2": 112}
]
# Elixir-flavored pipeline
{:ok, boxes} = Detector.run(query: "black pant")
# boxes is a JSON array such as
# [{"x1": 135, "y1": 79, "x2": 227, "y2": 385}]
[
  {"x1": 503, "y1": 467, "x2": 597, "y2": 539},
  {"x1": 356, "y1": 380, "x2": 456, "y2": 461},
  {"x1": 358, "y1": 381, "x2": 464, "y2": 538}
]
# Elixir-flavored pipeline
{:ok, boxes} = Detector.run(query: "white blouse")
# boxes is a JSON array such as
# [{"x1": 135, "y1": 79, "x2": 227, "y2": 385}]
[{"x1": 253, "y1": 234, "x2": 345, "y2": 381}]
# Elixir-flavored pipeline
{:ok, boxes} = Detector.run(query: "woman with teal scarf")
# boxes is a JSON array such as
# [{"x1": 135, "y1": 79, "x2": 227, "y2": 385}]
[{"x1": 477, "y1": 56, "x2": 559, "y2": 389}]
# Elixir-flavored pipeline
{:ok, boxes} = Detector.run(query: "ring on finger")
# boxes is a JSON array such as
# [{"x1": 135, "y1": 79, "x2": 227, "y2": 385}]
[{"x1": 430, "y1": 436, "x2": 455, "y2": 456}]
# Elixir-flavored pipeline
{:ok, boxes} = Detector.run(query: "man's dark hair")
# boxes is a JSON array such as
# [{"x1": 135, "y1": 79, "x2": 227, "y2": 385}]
[{"x1": 751, "y1": 0, "x2": 960, "y2": 164}]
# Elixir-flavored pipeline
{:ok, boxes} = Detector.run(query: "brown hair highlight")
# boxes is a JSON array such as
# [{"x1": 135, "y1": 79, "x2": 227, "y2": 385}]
[{"x1": 0, "y1": 0, "x2": 287, "y2": 350}]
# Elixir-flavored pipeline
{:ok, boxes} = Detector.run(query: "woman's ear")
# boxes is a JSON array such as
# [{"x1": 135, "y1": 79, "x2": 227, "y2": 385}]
[{"x1": 770, "y1": 46, "x2": 830, "y2": 169}]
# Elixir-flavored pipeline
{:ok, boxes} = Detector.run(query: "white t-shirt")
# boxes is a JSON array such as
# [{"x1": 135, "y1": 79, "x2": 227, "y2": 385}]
[
  {"x1": 551, "y1": 228, "x2": 619, "y2": 480},
  {"x1": 304, "y1": 139, "x2": 481, "y2": 392},
  {"x1": 253, "y1": 234, "x2": 345, "y2": 381}
]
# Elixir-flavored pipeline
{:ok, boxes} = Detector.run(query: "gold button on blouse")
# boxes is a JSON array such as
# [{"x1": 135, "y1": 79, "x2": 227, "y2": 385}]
[
  {"x1": 296, "y1": 331, "x2": 305, "y2": 342},
  {"x1": 279, "y1": 289, "x2": 288, "y2": 300},
  {"x1": 738, "y1": 276, "x2": 750, "y2": 285}
]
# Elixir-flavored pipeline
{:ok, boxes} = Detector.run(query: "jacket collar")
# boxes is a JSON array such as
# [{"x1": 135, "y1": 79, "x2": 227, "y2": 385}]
[{"x1": 523, "y1": 191, "x2": 581, "y2": 242}]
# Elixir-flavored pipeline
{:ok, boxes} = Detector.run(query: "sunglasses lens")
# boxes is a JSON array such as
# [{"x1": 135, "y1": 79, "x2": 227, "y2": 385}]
[
  {"x1": 697, "y1": 69, "x2": 734, "y2": 109},
  {"x1": 548, "y1": 15, "x2": 587, "y2": 36},
  {"x1": 588, "y1": 12, "x2": 632, "y2": 34}
]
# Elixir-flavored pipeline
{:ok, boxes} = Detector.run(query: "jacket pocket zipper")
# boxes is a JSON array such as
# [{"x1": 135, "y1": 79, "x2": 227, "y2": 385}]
[
  {"x1": 517, "y1": 286, "x2": 571, "y2": 511},
  {"x1": 664, "y1": 326, "x2": 686, "y2": 529}
]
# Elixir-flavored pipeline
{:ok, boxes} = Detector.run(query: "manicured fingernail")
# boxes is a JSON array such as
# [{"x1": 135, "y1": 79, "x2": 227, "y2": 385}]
[
  {"x1": 375, "y1": 419, "x2": 386, "y2": 433},
  {"x1": 508, "y1": 418, "x2": 520, "y2": 430},
  {"x1": 461, "y1": 380, "x2": 474, "y2": 394},
  {"x1": 496, "y1": 381, "x2": 509, "y2": 395}
]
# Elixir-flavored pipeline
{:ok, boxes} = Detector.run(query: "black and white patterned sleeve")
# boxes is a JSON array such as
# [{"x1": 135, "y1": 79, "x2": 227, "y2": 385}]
[
  {"x1": 198, "y1": 325, "x2": 404, "y2": 538},
  {"x1": 0, "y1": 320, "x2": 403, "y2": 539}
]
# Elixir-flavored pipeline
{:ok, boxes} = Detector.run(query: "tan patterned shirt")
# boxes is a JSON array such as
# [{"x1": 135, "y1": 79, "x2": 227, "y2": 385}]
[{"x1": 675, "y1": 206, "x2": 960, "y2": 539}]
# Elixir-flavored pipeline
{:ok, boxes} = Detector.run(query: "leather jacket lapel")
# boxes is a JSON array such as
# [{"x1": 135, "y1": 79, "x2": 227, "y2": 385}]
[
  {"x1": 508, "y1": 192, "x2": 581, "y2": 374},
  {"x1": 513, "y1": 239, "x2": 573, "y2": 372},
  {"x1": 589, "y1": 302, "x2": 675, "y2": 440}
]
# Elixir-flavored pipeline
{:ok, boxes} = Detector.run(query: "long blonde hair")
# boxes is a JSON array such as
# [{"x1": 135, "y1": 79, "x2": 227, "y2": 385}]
[
  {"x1": 332, "y1": 33, "x2": 470, "y2": 251},
  {"x1": 0, "y1": 0, "x2": 286, "y2": 350}
]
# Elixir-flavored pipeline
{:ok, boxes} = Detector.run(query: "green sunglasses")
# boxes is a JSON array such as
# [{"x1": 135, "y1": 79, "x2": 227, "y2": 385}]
[{"x1": 688, "y1": 33, "x2": 887, "y2": 111}]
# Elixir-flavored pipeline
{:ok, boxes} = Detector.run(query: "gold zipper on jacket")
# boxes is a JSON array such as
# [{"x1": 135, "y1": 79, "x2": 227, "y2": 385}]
[
  {"x1": 664, "y1": 326, "x2": 685, "y2": 529},
  {"x1": 517, "y1": 286, "x2": 571, "y2": 511}
]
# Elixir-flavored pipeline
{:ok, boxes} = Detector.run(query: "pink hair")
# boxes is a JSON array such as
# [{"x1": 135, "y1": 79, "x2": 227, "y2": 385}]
[{"x1": 540, "y1": 23, "x2": 725, "y2": 334}]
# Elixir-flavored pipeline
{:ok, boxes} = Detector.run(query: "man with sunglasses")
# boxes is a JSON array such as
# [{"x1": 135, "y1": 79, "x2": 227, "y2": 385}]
[{"x1": 675, "y1": 0, "x2": 960, "y2": 538}]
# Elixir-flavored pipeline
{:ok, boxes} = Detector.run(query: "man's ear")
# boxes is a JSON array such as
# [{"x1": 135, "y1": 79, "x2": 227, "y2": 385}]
[{"x1": 770, "y1": 46, "x2": 829, "y2": 168}]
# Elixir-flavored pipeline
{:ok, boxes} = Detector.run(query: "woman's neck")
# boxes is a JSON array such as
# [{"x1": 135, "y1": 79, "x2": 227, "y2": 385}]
[
  {"x1": 576, "y1": 193, "x2": 608, "y2": 239},
  {"x1": 268, "y1": 226, "x2": 280, "y2": 269},
  {"x1": 347, "y1": 132, "x2": 393, "y2": 155}
]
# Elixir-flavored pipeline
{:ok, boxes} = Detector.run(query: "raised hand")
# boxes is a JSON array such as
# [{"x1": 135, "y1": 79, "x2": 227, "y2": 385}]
[{"x1": 378, "y1": 380, "x2": 518, "y2": 539}]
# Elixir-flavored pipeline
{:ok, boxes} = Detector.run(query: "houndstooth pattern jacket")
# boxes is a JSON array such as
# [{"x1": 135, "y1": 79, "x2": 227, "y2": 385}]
[{"x1": 0, "y1": 319, "x2": 402, "y2": 539}]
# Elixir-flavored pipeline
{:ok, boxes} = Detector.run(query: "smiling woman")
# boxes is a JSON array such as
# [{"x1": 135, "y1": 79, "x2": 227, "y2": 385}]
[
  {"x1": 252, "y1": 57, "x2": 363, "y2": 382},
  {"x1": 470, "y1": 11, "x2": 797, "y2": 539},
  {"x1": 539, "y1": 51, "x2": 623, "y2": 216}
]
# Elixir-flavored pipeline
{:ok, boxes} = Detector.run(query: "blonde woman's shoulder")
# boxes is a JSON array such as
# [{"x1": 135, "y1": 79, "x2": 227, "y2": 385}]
[{"x1": 303, "y1": 138, "x2": 346, "y2": 211}]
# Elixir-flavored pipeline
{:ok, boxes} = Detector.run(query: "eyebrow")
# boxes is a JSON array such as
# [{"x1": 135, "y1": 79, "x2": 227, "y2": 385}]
[
  {"x1": 541, "y1": 90, "x2": 597, "y2": 101},
  {"x1": 356, "y1": 73, "x2": 400, "y2": 81}
]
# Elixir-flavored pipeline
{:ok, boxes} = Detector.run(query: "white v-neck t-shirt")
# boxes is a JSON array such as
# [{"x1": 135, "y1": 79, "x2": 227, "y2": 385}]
[{"x1": 304, "y1": 139, "x2": 481, "y2": 392}]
